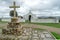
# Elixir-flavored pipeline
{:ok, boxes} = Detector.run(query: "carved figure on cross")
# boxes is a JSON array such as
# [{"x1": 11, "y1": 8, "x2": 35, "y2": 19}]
[{"x1": 9, "y1": 1, "x2": 20, "y2": 17}]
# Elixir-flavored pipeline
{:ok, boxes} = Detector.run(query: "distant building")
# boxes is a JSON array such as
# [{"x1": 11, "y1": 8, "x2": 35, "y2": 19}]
[
  {"x1": 1, "y1": 18, "x2": 11, "y2": 22},
  {"x1": 1, "y1": 16, "x2": 25, "y2": 22},
  {"x1": 31, "y1": 17, "x2": 59, "y2": 23},
  {"x1": 23, "y1": 11, "x2": 37, "y2": 22},
  {"x1": 23, "y1": 11, "x2": 59, "y2": 23}
]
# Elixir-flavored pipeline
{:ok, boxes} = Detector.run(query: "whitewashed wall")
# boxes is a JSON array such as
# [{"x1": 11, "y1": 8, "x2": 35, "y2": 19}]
[
  {"x1": 18, "y1": 18, "x2": 25, "y2": 22},
  {"x1": 2, "y1": 18, "x2": 11, "y2": 22},
  {"x1": 23, "y1": 13, "x2": 37, "y2": 20},
  {"x1": 31, "y1": 18, "x2": 59, "y2": 23},
  {"x1": 2, "y1": 18, "x2": 25, "y2": 22}
]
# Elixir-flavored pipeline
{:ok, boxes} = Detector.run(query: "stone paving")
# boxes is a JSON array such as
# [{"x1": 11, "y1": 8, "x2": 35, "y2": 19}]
[
  {"x1": 0, "y1": 27, "x2": 56, "y2": 40},
  {"x1": 20, "y1": 27, "x2": 56, "y2": 40}
]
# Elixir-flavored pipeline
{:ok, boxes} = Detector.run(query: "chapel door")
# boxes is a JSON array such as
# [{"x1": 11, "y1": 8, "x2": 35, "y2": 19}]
[
  {"x1": 29, "y1": 15, "x2": 31, "y2": 22},
  {"x1": 59, "y1": 20, "x2": 60, "y2": 23}
]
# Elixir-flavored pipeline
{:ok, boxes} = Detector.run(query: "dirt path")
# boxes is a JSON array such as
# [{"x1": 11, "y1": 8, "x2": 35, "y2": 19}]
[
  {"x1": 0, "y1": 23, "x2": 7, "y2": 28},
  {"x1": 22, "y1": 23, "x2": 60, "y2": 34}
]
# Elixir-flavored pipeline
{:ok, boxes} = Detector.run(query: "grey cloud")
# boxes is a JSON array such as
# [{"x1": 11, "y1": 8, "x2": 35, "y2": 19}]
[{"x1": 0, "y1": 0, "x2": 60, "y2": 16}]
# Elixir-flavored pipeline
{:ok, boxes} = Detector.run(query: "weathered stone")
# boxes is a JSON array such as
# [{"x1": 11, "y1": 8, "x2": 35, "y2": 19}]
[
  {"x1": 44, "y1": 33, "x2": 52, "y2": 38},
  {"x1": 41, "y1": 34, "x2": 45, "y2": 38},
  {"x1": 33, "y1": 34, "x2": 38, "y2": 37}
]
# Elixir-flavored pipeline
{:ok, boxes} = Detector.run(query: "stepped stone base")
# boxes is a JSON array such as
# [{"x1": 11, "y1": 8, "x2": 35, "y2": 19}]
[{"x1": 2, "y1": 17, "x2": 23, "y2": 36}]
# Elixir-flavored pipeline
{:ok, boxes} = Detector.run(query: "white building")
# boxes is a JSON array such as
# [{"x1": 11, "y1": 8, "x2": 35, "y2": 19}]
[
  {"x1": 31, "y1": 17, "x2": 59, "y2": 23},
  {"x1": 1, "y1": 16, "x2": 25, "y2": 22},
  {"x1": 23, "y1": 11, "x2": 37, "y2": 20},
  {"x1": 1, "y1": 18, "x2": 11, "y2": 22},
  {"x1": 23, "y1": 11, "x2": 59, "y2": 23}
]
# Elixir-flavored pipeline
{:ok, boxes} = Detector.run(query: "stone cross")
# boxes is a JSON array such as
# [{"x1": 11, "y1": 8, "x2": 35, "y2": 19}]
[{"x1": 9, "y1": 1, "x2": 20, "y2": 17}]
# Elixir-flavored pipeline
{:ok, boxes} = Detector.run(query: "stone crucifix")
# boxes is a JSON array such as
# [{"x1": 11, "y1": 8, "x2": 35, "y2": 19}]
[{"x1": 9, "y1": 1, "x2": 20, "y2": 17}]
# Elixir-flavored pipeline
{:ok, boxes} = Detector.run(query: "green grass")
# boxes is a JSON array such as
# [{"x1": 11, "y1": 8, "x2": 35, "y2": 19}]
[
  {"x1": 31, "y1": 23, "x2": 60, "y2": 28},
  {"x1": 51, "y1": 32, "x2": 60, "y2": 40},
  {"x1": 20, "y1": 22, "x2": 60, "y2": 28},
  {"x1": 0, "y1": 21, "x2": 8, "y2": 23}
]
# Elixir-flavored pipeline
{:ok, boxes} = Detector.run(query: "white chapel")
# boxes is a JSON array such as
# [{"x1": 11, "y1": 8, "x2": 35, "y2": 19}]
[{"x1": 23, "y1": 11, "x2": 59, "y2": 23}]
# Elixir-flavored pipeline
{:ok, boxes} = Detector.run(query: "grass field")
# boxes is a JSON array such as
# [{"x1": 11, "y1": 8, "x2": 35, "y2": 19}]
[
  {"x1": 31, "y1": 23, "x2": 60, "y2": 28},
  {"x1": 22, "y1": 22, "x2": 60, "y2": 28},
  {"x1": 0, "y1": 21, "x2": 8, "y2": 23},
  {"x1": 51, "y1": 32, "x2": 60, "y2": 40}
]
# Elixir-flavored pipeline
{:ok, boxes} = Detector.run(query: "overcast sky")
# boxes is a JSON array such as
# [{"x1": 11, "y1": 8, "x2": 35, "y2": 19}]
[{"x1": 0, "y1": 0, "x2": 60, "y2": 17}]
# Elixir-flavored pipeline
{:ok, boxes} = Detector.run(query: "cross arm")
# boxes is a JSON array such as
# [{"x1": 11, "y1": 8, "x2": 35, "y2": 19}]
[{"x1": 9, "y1": 6, "x2": 20, "y2": 8}]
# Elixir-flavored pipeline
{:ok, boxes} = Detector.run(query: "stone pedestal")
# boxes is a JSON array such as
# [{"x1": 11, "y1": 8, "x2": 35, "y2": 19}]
[
  {"x1": 2, "y1": 17, "x2": 23, "y2": 36},
  {"x1": 0, "y1": 17, "x2": 25, "y2": 40},
  {"x1": 11, "y1": 17, "x2": 18, "y2": 22}
]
